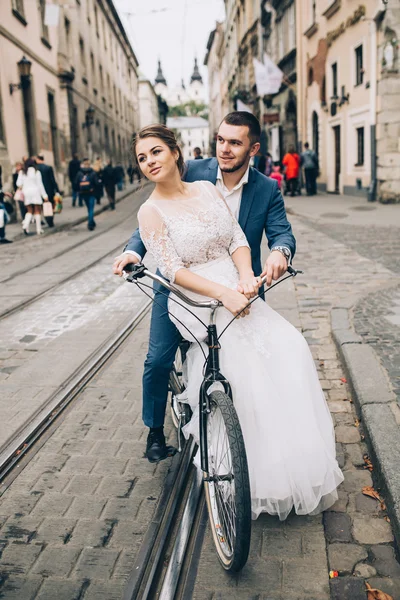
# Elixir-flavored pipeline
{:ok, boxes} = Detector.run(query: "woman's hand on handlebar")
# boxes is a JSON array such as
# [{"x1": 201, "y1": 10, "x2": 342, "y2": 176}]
[
  {"x1": 218, "y1": 288, "x2": 251, "y2": 318},
  {"x1": 237, "y1": 275, "x2": 261, "y2": 299},
  {"x1": 113, "y1": 253, "x2": 140, "y2": 276}
]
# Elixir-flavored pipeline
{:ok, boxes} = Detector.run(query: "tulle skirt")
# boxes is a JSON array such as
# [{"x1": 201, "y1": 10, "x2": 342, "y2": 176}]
[{"x1": 168, "y1": 255, "x2": 343, "y2": 520}]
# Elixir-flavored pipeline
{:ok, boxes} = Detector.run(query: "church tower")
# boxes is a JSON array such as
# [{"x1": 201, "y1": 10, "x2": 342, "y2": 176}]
[
  {"x1": 154, "y1": 60, "x2": 168, "y2": 99},
  {"x1": 189, "y1": 57, "x2": 205, "y2": 104}
]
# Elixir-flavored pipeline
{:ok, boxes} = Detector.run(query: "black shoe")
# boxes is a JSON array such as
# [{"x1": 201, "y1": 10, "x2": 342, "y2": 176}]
[
  {"x1": 145, "y1": 429, "x2": 176, "y2": 463},
  {"x1": 0, "y1": 238, "x2": 13, "y2": 244},
  {"x1": 88, "y1": 223, "x2": 95, "y2": 231}
]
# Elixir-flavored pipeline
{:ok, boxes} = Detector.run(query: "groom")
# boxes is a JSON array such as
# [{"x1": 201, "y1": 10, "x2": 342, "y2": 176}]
[{"x1": 113, "y1": 112, "x2": 296, "y2": 462}]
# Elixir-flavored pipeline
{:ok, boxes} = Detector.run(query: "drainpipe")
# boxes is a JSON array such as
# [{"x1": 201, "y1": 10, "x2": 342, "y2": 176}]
[{"x1": 368, "y1": 17, "x2": 378, "y2": 201}]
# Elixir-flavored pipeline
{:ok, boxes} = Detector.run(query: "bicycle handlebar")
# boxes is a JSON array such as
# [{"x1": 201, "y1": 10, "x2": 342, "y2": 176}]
[{"x1": 122, "y1": 263, "x2": 303, "y2": 310}]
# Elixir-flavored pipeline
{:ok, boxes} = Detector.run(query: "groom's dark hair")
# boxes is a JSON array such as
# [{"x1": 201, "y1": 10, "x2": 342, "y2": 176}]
[{"x1": 221, "y1": 112, "x2": 261, "y2": 145}]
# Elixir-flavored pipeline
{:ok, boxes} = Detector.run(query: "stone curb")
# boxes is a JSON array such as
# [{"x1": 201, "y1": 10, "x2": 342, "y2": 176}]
[{"x1": 331, "y1": 307, "x2": 400, "y2": 547}]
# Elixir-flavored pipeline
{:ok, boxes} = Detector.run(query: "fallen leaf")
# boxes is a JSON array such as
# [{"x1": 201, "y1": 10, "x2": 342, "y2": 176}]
[
  {"x1": 354, "y1": 418, "x2": 360, "y2": 427},
  {"x1": 384, "y1": 516, "x2": 391, "y2": 523},
  {"x1": 340, "y1": 377, "x2": 347, "y2": 383},
  {"x1": 349, "y1": 398, "x2": 353, "y2": 403},
  {"x1": 363, "y1": 455, "x2": 374, "y2": 471},
  {"x1": 362, "y1": 486, "x2": 381, "y2": 502},
  {"x1": 329, "y1": 570, "x2": 339, "y2": 579},
  {"x1": 366, "y1": 582, "x2": 394, "y2": 600}
]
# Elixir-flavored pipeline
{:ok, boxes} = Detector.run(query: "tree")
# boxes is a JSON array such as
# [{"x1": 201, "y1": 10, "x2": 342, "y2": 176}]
[{"x1": 169, "y1": 101, "x2": 208, "y2": 120}]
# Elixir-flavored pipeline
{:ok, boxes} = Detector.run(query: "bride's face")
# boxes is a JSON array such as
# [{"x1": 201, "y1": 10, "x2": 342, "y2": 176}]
[{"x1": 136, "y1": 137, "x2": 178, "y2": 182}]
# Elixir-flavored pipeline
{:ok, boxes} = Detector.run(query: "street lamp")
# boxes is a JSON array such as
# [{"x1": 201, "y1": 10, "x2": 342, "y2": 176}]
[{"x1": 9, "y1": 56, "x2": 32, "y2": 95}]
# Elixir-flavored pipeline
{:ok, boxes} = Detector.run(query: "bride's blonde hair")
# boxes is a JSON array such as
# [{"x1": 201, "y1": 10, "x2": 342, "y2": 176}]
[{"x1": 132, "y1": 124, "x2": 185, "y2": 177}]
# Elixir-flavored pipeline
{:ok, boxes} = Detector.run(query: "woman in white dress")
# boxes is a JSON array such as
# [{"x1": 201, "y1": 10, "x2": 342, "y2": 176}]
[
  {"x1": 134, "y1": 125, "x2": 343, "y2": 521},
  {"x1": 16, "y1": 158, "x2": 48, "y2": 235}
]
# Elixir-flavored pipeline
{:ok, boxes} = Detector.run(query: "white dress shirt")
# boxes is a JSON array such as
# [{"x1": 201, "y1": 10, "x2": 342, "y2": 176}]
[{"x1": 215, "y1": 165, "x2": 249, "y2": 218}]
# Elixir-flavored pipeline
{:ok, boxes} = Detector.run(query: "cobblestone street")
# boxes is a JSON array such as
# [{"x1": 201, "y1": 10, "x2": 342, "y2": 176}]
[{"x1": 0, "y1": 191, "x2": 400, "y2": 599}]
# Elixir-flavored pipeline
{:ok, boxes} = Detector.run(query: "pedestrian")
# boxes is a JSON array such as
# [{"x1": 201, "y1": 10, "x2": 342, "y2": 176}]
[
  {"x1": 75, "y1": 158, "x2": 98, "y2": 231},
  {"x1": 127, "y1": 163, "x2": 134, "y2": 184},
  {"x1": 257, "y1": 153, "x2": 267, "y2": 174},
  {"x1": 102, "y1": 160, "x2": 117, "y2": 210},
  {"x1": 193, "y1": 147, "x2": 203, "y2": 160},
  {"x1": 265, "y1": 152, "x2": 273, "y2": 176},
  {"x1": 114, "y1": 162, "x2": 125, "y2": 191},
  {"x1": 282, "y1": 145, "x2": 300, "y2": 197},
  {"x1": 0, "y1": 166, "x2": 13, "y2": 244},
  {"x1": 16, "y1": 158, "x2": 48, "y2": 235},
  {"x1": 35, "y1": 155, "x2": 59, "y2": 228},
  {"x1": 269, "y1": 162, "x2": 284, "y2": 190},
  {"x1": 92, "y1": 156, "x2": 104, "y2": 205},
  {"x1": 12, "y1": 161, "x2": 26, "y2": 221},
  {"x1": 68, "y1": 153, "x2": 82, "y2": 207},
  {"x1": 301, "y1": 142, "x2": 319, "y2": 196}
]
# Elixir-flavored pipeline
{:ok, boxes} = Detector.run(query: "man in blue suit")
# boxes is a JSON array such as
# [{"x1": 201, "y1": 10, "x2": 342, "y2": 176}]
[{"x1": 113, "y1": 112, "x2": 296, "y2": 462}]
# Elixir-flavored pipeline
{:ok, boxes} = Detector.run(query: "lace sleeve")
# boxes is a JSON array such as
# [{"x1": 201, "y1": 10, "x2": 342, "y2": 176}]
[
  {"x1": 201, "y1": 180, "x2": 249, "y2": 255},
  {"x1": 138, "y1": 203, "x2": 185, "y2": 282}
]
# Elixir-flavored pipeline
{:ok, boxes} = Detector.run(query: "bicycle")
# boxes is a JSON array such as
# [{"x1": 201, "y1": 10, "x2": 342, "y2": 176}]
[{"x1": 123, "y1": 263, "x2": 302, "y2": 572}]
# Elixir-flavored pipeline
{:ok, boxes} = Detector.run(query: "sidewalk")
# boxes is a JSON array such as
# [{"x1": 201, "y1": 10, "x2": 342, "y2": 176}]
[
  {"x1": 4, "y1": 182, "x2": 142, "y2": 243},
  {"x1": 285, "y1": 192, "x2": 400, "y2": 557}
]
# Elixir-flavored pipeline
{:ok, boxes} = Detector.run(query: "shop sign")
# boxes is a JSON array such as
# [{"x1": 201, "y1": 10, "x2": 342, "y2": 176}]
[
  {"x1": 327, "y1": 5, "x2": 366, "y2": 47},
  {"x1": 263, "y1": 113, "x2": 280, "y2": 124}
]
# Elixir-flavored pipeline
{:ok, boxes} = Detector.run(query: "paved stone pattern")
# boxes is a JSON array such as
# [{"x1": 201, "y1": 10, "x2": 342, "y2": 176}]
[
  {"x1": 190, "y1": 216, "x2": 400, "y2": 599},
  {"x1": 302, "y1": 220, "x2": 400, "y2": 409},
  {"x1": 0, "y1": 314, "x2": 178, "y2": 599}
]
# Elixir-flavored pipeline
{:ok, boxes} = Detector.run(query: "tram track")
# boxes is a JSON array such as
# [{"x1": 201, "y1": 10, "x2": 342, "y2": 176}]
[
  {"x1": 0, "y1": 297, "x2": 152, "y2": 495},
  {"x1": 0, "y1": 183, "x2": 151, "y2": 321}
]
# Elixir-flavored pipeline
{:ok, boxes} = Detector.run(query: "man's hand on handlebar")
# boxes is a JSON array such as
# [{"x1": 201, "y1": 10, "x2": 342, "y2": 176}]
[
  {"x1": 113, "y1": 253, "x2": 139, "y2": 276},
  {"x1": 261, "y1": 251, "x2": 288, "y2": 287}
]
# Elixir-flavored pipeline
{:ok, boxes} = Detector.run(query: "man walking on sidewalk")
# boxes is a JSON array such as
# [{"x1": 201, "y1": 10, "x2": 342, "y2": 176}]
[
  {"x1": 102, "y1": 160, "x2": 117, "y2": 210},
  {"x1": 75, "y1": 159, "x2": 98, "y2": 231},
  {"x1": 301, "y1": 143, "x2": 318, "y2": 196},
  {"x1": 35, "y1": 155, "x2": 59, "y2": 228},
  {"x1": 68, "y1": 154, "x2": 81, "y2": 207}
]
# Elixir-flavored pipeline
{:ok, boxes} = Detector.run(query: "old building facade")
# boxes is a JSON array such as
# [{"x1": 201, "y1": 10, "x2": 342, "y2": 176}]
[
  {"x1": 58, "y1": 0, "x2": 139, "y2": 180},
  {"x1": 0, "y1": 0, "x2": 63, "y2": 186},
  {"x1": 0, "y1": 0, "x2": 139, "y2": 192},
  {"x1": 296, "y1": 0, "x2": 393, "y2": 199},
  {"x1": 138, "y1": 77, "x2": 160, "y2": 128},
  {"x1": 204, "y1": 21, "x2": 227, "y2": 154}
]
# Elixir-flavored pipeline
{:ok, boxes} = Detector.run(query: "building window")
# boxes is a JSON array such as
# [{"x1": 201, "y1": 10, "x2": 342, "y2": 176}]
[
  {"x1": 94, "y1": 5, "x2": 99, "y2": 37},
  {"x1": 355, "y1": 45, "x2": 364, "y2": 86},
  {"x1": 356, "y1": 127, "x2": 364, "y2": 166},
  {"x1": 90, "y1": 52, "x2": 95, "y2": 78},
  {"x1": 103, "y1": 20, "x2": 107, "y2": 50},
  {"x1": 311, "y1": 0, "x2": 316, "y2": 22},
  {"x1": 39, "y1": 0, "x2": 50, "y2": 43},
  {"x1": 79, "y1": 37, "x2": 86, "y2": 68},
  {"x1": 99, "y1": 65, "x2": 103, "y2": 90},
  {"x1": 12, "y1": 0, "x2": 26, "y2": 22},
  {"x1": 308, "y1": 66, "x2": 314, "y2": 86},
  {"x1": 331, "y1": 62, "x2": 338, "y2": 98},
  {"x1": 0, "y1": 91, "x2": 5, "y2": 145},
  {"x1": 321, "y1": 75, "x2": 326, "y2": 104}
]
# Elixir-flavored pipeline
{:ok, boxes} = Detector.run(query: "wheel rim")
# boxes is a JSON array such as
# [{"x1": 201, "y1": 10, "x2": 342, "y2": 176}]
[{"x1": 206, "y1": 401, "x2": 236, "y2": 560}]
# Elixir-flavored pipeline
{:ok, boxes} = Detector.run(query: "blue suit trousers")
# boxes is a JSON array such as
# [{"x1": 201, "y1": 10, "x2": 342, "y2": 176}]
[{"x1": 142, "y1": 286, "x2": 182, "y2": 427}]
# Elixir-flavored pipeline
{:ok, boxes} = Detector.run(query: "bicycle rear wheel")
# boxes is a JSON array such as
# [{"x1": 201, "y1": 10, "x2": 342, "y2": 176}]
[{"x1": 203, "y1": 390, "x2": 251, "y2": 572}]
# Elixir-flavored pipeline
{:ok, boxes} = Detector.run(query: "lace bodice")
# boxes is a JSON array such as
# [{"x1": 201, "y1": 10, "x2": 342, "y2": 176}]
[{"x1": 138, "y1": 180, "x2": 249, "y2": 282}]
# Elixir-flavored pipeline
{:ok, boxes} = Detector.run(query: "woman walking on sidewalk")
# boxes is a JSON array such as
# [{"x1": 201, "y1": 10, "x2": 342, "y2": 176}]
[{"x1": 16, "y1": 159, "x2": 48, "y2": 235}]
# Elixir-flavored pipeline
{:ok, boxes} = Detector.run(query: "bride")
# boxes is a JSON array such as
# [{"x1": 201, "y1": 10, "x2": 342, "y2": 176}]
[{"x1": 134, "y1": 125, "x2": 343, "y2": 521}]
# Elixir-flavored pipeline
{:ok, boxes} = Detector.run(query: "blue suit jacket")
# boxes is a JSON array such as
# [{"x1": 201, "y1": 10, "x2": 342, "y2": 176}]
[{"x1": 124, "y1": 157, "x2": 296, "y2": 277}]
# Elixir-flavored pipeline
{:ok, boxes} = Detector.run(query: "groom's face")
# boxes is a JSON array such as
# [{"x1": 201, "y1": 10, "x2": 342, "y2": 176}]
[{"x1": 217, "y1": 122, "x2": 259, "y2": 173}]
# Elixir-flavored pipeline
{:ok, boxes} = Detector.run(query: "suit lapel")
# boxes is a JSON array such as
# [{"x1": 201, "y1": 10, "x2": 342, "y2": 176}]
[{"x1": 238, "y1": 168, "x2": 256, "y2": 230}]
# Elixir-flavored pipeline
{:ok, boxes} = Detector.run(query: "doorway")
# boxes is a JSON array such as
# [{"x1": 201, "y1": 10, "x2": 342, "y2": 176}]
[
  {"x1": 47, "y1": 91, "x2": 60, "y2": 167},
  {"x1": 333, "y1": 125, "x2": 341, "y2": 193}
]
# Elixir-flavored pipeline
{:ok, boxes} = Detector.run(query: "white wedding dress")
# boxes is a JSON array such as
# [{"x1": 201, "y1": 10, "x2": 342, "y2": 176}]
[{"x1": 138, "y1": 180, "x2": 343, "y2": 520}]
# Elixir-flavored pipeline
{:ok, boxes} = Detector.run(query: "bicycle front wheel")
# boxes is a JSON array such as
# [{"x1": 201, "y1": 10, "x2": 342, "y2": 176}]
[{"x1": 203, "y1": 390, "x2": 251, "y2": 572}]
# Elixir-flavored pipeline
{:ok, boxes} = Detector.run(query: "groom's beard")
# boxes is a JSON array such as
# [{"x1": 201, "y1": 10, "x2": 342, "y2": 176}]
[{"x1": 218, "y1": 153, "x2": 250, "y2": 173}]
